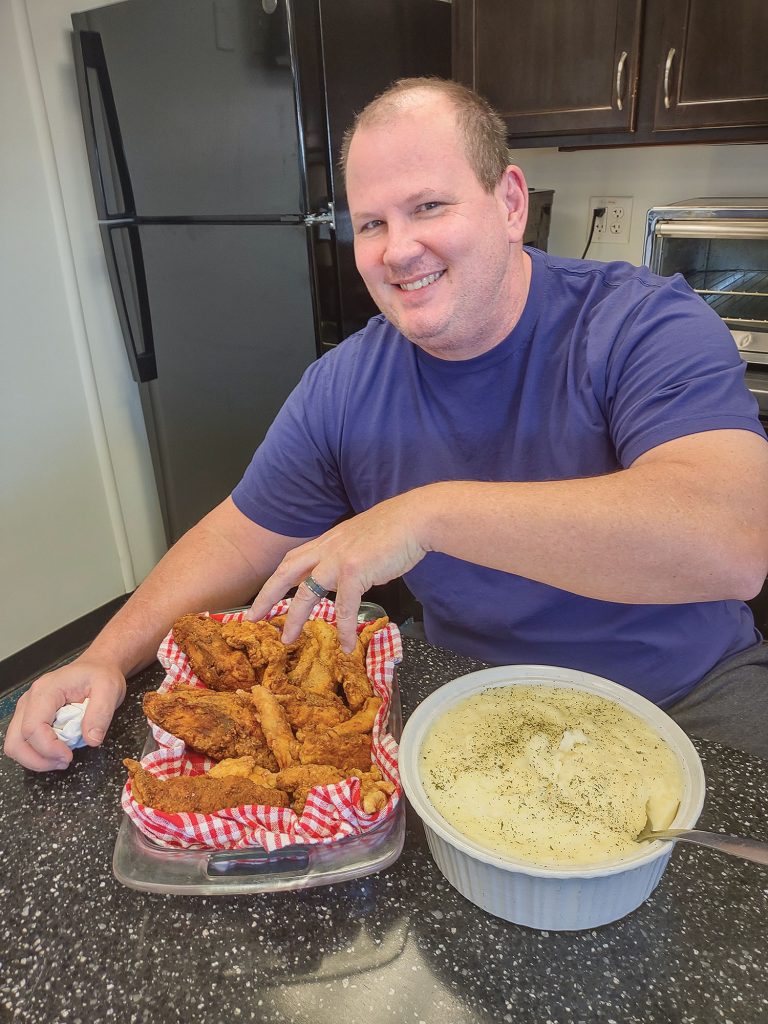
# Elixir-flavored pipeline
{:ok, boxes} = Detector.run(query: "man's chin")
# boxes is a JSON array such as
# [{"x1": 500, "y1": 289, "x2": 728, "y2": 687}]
[{"x1": 384, "y1": 308, "x2": 448, "y2": 347}]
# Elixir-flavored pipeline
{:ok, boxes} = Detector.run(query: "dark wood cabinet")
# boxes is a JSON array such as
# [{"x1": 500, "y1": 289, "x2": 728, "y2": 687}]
[
  {"x1": 453, "y1": 0, "x2": 768, "y2": 147},
  {"x1": 651, "y1": 0, "x2": 768, "y2": 132},
  {"x1": 454, "y1": 0, "x2": 642, "y2": 136}
]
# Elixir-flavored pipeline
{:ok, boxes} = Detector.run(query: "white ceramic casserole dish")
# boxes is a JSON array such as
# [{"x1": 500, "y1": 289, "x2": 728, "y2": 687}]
[{"x1": 398, "y1": 664, "x2": 705, "y2": 931}]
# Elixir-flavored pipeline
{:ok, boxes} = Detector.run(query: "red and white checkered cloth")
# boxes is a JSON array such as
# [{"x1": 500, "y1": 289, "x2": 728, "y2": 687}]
[{"x1": 121, "y1": 599, "x2": 403, "y2": 851}]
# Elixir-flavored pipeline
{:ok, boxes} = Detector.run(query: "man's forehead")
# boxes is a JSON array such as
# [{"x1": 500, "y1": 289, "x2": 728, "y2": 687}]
[
  {"x1": 348, "y1": 105, "x2": 461, "y2": 179},
  {"x1": 350, "y1": 93, "x2": 459, "y2": 151}
]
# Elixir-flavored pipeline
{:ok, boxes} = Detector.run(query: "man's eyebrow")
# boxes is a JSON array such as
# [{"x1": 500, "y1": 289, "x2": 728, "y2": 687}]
[{"x1": 351, "y1": 188, "x2": 446, "y2": 220}]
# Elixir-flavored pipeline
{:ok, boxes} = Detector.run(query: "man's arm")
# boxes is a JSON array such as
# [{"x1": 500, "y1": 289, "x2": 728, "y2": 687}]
[
  {"x1": 250, "y1": 430, "x2": 768, "y2": 650},
  {"x1": 4, "y1": 498, "x2": 307, "y2": 772}
]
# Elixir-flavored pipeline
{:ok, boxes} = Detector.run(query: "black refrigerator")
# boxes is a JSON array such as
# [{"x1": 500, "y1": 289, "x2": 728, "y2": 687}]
[{"x1": 71, "y1": 0, "x2": 451, "y2": 544}]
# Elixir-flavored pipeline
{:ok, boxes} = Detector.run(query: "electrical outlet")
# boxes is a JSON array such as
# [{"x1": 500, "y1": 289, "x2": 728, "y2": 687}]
[{"x1": 588, "y1": 196, "x2": 633, "y2": 244}]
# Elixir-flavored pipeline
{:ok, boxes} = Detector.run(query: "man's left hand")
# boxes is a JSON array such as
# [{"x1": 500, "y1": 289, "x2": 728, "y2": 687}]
[{"x1": 246, "y1": 490, "x2": 431, "y2": 651}]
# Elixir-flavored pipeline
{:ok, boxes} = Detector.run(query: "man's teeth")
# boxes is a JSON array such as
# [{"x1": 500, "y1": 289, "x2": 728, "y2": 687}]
[{"x1": 399, "y1": 271, "x2": 443, "y2": 292}]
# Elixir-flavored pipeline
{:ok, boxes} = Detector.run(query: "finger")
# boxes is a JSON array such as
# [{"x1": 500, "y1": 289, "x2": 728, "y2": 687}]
[
  {"x1": 3, "y1": 701, "x2": 70, "y2": 771},
  {"x1": 334, "y1": 579, "x2": 364, "y2": 653},
  {"x1": 5, "y1": 702, "x2": 72, "y2": 770},
  {"x1": 246, "y1": 554, "x2": 315, "y2": 623},
  {"x1": 16, "y1": 684, "x2": 76, "y2": 764},
  {"x1": 280, "y1": 577, "x2": 332, "y2": 644},
  {"x1": 22, "y1": 720, "x2": 74, "y2": 766},
  {"x1": 81, "y1": 683, "x2": 123, "y2": 747}
]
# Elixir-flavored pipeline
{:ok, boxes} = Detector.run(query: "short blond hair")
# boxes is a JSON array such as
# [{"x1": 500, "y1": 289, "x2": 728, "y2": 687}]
[{"x1": 340, "y1": 77, "x2": 510, "y2": 194}]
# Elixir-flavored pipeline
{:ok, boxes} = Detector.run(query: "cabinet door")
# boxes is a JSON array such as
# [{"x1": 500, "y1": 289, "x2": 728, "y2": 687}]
[
  {"x1": 652, "y1": 0, "x2": 768, "y2": 130},
  {"x1": 454, "y1": 0, "x2": 643, "y2": 136}
]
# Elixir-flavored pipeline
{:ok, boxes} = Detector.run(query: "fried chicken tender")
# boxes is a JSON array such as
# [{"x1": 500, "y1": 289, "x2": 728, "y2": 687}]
[
  {"x1": 276, "y1": 763, "x2": 346, "y2": 790},
  {"x1": 221, "y1": 619, "x2": 289, "y2": 690},
  {"x1": 287, "y1": 620, "x2": 339, "y2": 696},
  {"x1": 330, "y1": 696, "x2": 382, "y2": 736},
  {"x1": 249, "y1": 685, "x2": 298, "y2": 770},
  {"x1": 206, "y1": 754, "x2": 257, "y2": 778},
  {"x1": 333, "y1": 618, "x2": 387, "y2": 710},
  {"x1": 207, "y1": 756, "x2": 279, "y2": 789},
  {"x1": 273, "y1": 686, "x2": 351, "y2": 732},
  {"x1": 298, "y1": 730, "x2": 373, "y2": 771},
  {"x1": 339, "y1": 667, "x2": 373, "y2": 713},
  {"x1": 143, "y1": 687, "x2": 278, "y2": 769},
  {"x1": 171, "y1": 614, "x2": 255, "y2": 691},
  {"x1": 336, "y1": 618, "x2": 387, "y2": 710},
  {"x1": 123, "y1": 759, "x2": 288, "y2": 813},
  {"x1": 206, "y1": 758, "x2": 394, "y2": 815},
  {"x1": 349, "y1": 765, "x2": 397, "y2": 813},
  {"x1": 275, "y1": 763, "x2": 344, "y2": 813},
  {"x1": 358, "y1": 616, "x2": 389, "y2": 648},
  {"x1": 205, "y1": 758, "x2": 343, "y2": 815},
  {"x1": 285, "y1": 617, "x2": 387, "y2": 709}
]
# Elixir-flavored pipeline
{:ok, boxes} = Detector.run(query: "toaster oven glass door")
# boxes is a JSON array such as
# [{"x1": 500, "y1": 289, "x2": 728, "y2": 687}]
[{"x1": 648, "y1": 226, "x2": 768, "y2": 335}]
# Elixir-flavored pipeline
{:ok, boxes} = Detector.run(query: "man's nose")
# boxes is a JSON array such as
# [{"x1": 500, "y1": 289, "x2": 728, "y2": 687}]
[{"x1": 382, "y1": 221, "x2": 424, "y2": 267}]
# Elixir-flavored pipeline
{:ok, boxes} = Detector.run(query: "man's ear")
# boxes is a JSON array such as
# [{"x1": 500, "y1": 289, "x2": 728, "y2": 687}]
[{"x1": 498, "y1": 165, "x2": 529, "y2": 243}]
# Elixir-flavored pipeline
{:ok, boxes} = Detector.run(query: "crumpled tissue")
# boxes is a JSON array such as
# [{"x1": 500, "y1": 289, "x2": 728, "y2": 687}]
[{"x1": 52, "y1": 698, "x2": 90, "y2": 750}]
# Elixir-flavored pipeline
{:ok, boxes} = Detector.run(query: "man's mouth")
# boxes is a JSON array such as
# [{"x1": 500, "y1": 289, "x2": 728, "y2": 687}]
[{"x1": 397, "y1": 270, "x2": 445, "y2": 292}]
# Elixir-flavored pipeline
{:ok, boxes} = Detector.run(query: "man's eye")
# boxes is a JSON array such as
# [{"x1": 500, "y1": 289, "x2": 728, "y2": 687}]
[
  {"x1": 417, "y1": 201, "x2": 443, "y2": 213},
  {"x1": 358, "y1": 220, "x2": 384, "y2": 234}
]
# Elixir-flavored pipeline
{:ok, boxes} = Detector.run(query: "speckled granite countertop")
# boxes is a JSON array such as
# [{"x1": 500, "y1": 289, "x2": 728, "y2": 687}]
[{"x1": 1, "y1": 638, "x2": 767, "y2": 1024}]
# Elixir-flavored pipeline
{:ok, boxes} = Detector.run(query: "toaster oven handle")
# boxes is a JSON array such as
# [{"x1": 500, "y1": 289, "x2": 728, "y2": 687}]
[
  {"x1": 663, "y1": 47, "x2": 676, "y2": 109},
  {"x1": 615, "y1": 50, "x2": 628, "y2": 112},
  {"x1": 653, "y1": 221, "x2": 768, "y2": 241}
]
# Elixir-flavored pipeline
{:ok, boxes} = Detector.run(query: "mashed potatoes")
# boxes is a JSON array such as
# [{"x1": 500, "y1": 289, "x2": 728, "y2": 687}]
[{"x1": 420, "y1": 685, "x2": 682, "y2": 866}]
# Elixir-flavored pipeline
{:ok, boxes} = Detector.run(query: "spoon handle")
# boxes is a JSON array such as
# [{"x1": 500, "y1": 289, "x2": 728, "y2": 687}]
[{"x1": 652, "y1": 828, "x2": 768, "y2": 866}]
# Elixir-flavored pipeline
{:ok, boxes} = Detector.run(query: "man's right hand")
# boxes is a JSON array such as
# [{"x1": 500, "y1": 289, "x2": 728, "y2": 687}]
[{"x1": 3, "y1": 658, "x2": 126, "y2": 772}]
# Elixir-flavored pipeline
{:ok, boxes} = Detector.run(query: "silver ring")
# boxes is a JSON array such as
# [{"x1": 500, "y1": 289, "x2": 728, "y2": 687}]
[{"x1": 302, "y1": 574, "x2": 329, "y2": 600}]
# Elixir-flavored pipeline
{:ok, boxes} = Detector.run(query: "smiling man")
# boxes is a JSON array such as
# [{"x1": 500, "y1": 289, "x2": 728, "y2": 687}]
[
  {"x1": 343, "y1": 85, "x2": 530, "y2": 359},
  {"x1": 7, "y1": 78, "x2": 768, "y2": 771}
]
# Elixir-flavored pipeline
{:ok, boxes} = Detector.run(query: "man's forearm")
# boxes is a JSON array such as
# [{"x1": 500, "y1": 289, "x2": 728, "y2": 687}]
[
  {"x1": 421, "y1": 435, "x2": 768, "y2": 604},
  {"x1": 83, "y1": 499, "x2": 300, "y2": 677},
  {"x1": 85, "y1": 527, "x2": 259, "y2": 677}
]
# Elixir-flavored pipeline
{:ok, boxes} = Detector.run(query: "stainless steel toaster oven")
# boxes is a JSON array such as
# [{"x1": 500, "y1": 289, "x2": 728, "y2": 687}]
[{"x1": 644, "y1": 198, "x2": 768, "y2": 423}]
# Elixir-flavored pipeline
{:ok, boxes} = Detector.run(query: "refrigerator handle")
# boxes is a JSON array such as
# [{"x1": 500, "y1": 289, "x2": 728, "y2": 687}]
[
  {"x1": 76, "y1": 30, "x2": 135, "y2": 219},
  {"x1": 104, "y1": 226, "x2": 158, "y2": 383}
]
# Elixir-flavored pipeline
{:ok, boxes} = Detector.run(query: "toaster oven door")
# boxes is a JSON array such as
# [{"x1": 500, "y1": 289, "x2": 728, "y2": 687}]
[{"x1": 645, "y1": 221, "x2": 768, "y2": 337}]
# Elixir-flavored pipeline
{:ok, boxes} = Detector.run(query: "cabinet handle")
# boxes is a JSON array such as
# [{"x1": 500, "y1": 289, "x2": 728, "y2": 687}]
[
  {"x1": 615, "y1": 50, "x2": 628, "y2": 111},
  {"x1": 663, "y1": 47, "x2": 676, "y2": 109}
]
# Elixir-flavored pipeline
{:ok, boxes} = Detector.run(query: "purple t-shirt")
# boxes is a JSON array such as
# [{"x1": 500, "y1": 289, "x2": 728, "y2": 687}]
[{"x1": 232, "y1": 247, "x2": 764, "y2": 705}]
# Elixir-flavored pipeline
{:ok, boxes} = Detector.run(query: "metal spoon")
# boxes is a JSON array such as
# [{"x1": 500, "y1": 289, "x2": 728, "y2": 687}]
[{"x1": 636, "y1": 819, "x2": 768, "y2": 866}]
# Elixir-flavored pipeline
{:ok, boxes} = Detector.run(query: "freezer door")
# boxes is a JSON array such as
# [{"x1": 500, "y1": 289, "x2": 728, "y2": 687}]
[
  {"x1": 72, "y1": 0, "x2": 306, "y2": 216},
  {"x1": 107, "y1": 223, "x2": 319, "y2": 542}
]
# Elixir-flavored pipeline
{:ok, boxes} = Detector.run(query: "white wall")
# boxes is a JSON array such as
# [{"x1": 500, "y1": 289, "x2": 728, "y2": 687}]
[
  {"x1": 0, "y1": 0, "x2": 166, "y2": 663},
  {"x1": 517, "y1": 142, "x2": 768, "y2": 263}
]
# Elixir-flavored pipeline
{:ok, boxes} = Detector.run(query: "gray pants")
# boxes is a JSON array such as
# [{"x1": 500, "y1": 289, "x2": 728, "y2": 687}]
[{"x1": 666, "y1": 641, "x2": 768, "y2": 759}]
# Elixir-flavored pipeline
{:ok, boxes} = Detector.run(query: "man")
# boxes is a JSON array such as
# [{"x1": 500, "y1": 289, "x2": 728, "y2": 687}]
[{"x1": 6, "y1": 78, "x2": 768, "y2": 772}]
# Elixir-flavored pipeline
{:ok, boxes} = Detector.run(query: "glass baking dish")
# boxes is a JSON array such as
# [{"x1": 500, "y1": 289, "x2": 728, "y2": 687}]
[{"x1": 112, "y1": 603, "x2": 405, "y2": 894}]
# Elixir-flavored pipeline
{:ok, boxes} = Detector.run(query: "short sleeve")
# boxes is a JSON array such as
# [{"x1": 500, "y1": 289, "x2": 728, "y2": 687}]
[
  {"x1": 231, "y1": 356, "x2": 353, "y2": 537},
  {"x1": 594, "y1": 274, "x2": 763, "y2": 466}
]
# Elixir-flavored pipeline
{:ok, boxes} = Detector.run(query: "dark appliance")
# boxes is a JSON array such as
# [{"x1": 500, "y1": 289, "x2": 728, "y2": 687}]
[
  {"x1": 71, "y1": 0, "x2": 451, "y2": 544},
  {"x1": 524, "y1": 188, "x2": 554, "y2": 250},
  {"x1": 644, "y1": 197, "x2": 768, "y2": 630}
]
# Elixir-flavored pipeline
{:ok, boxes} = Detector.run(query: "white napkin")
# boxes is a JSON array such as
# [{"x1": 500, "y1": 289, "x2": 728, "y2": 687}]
[{"x1": 52, "y1": 698, "x2": 90, "y2": 749}]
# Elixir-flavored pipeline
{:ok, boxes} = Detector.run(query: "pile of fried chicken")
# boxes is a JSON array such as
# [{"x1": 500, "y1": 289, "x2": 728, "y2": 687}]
[{"x1": 124, "y1": 612, "x2": 396, "y2": 817}]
